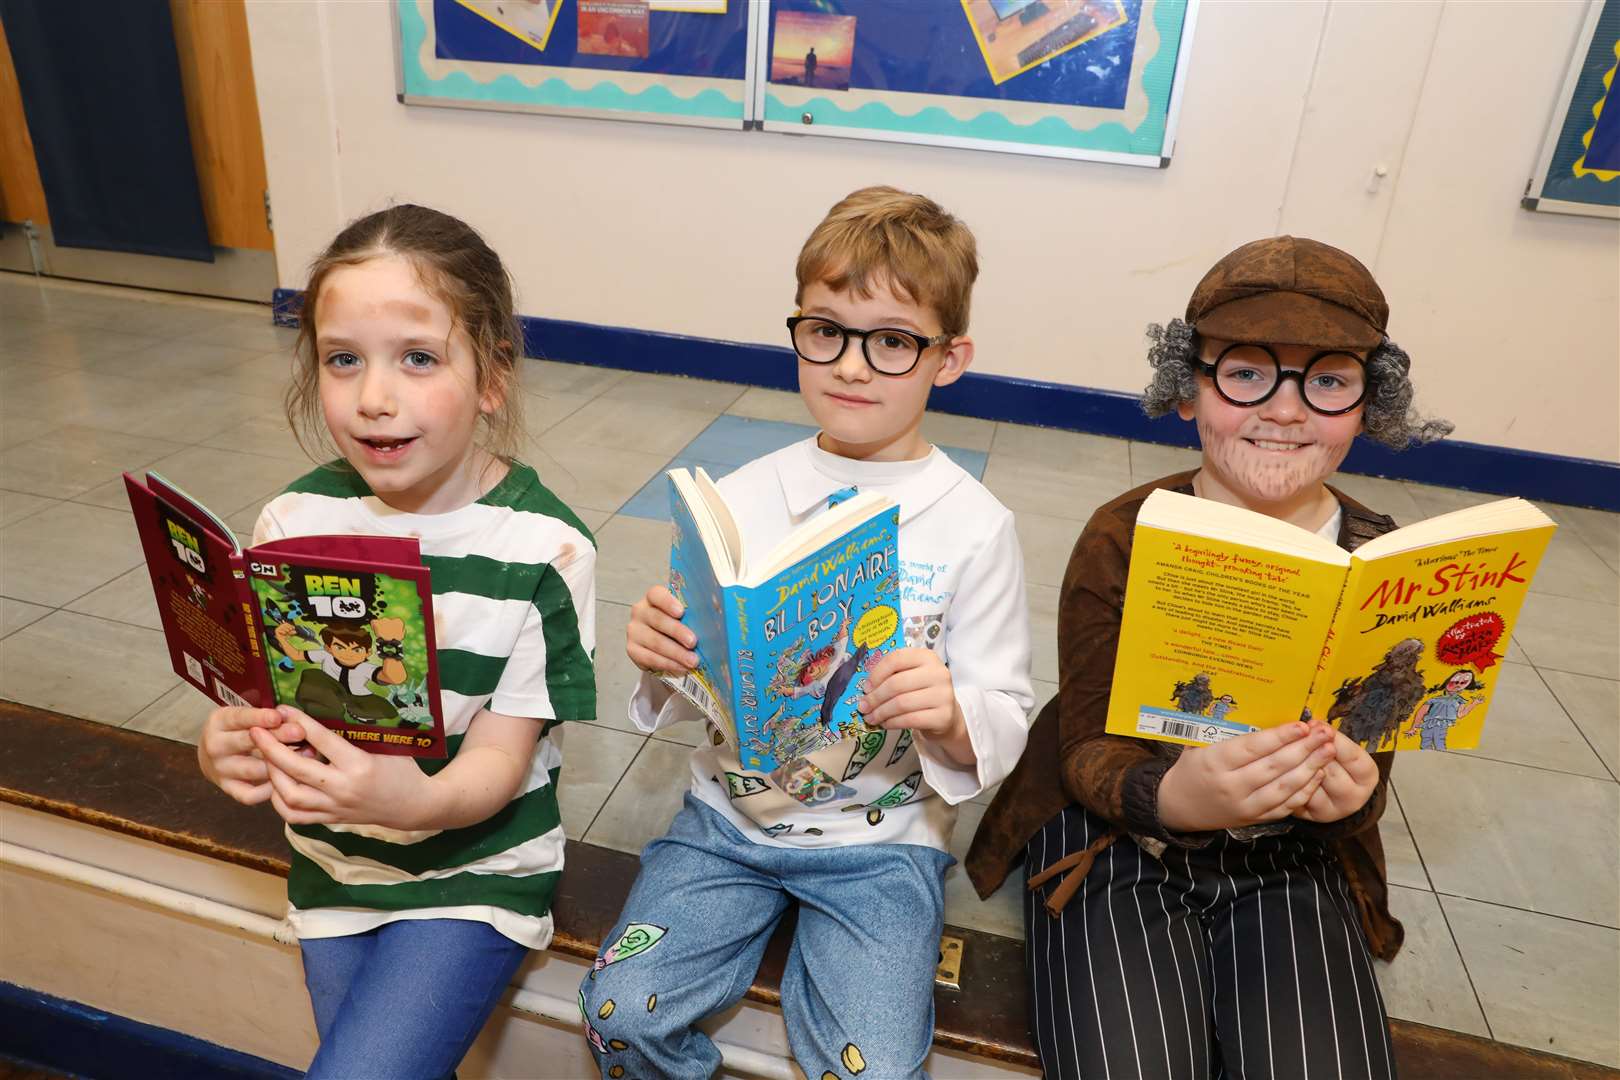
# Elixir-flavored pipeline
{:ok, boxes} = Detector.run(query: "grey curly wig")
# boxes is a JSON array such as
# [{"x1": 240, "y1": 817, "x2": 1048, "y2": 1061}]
[{"x1": 1140, "y1": 318, "x2": 1453, "y2": 450}]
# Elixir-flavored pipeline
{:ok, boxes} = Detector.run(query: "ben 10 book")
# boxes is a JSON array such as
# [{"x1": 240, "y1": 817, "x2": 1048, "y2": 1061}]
[
  {"x1": 662, "y1": 467, "x2": 905, "y2": 775},
  {"x1": 124, "y1": 471, "x2": 447, "y2": 758},
  {"x1": 1107, "y1": 489, "x2": 1556, "y2": 752}
]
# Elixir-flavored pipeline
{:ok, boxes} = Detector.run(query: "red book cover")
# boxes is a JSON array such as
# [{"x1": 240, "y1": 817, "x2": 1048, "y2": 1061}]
[{"x1": 124, "y1": 472, "x2": 447, "y2": 758}]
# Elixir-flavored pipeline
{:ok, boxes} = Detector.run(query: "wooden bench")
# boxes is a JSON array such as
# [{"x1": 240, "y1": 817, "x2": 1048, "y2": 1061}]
[{"x1": 2, "y1": 701, "x2": 1614, "y2": 1080}]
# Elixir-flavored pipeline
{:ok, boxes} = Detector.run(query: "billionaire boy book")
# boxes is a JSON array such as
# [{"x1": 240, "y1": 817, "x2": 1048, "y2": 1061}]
[
  {"x1": 1107, "y1": 489, "x2": 1556, "y2": 753},
  {"x1": 662, "y1": 468, "x2": 905, "y2": 775},
  {"x1": 124, "y1": 472, "x2": 447, "y2": 758}
]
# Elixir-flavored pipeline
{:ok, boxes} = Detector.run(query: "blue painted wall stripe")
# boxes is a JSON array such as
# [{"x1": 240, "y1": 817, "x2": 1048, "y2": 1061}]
[
  {"x1": 266, "y1": 290, "x2": 1618, "y2": 512},
  {"x1": 0, "y1": 982, "x2": 300, "y2": 1079}
]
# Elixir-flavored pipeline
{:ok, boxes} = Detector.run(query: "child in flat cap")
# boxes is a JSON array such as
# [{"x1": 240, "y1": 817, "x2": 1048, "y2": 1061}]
[{"x1": 968, "y1": 236, "x2": 1451, "y2": 1079}]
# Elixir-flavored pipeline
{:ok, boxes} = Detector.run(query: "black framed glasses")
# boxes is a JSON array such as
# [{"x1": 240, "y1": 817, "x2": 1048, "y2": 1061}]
[
  {"x1": 786, "y1": 316, "x2": 951, "y2": 377},
  {"x1": 1196, "y1": 343, "x2": 1369, "y2": 416}
]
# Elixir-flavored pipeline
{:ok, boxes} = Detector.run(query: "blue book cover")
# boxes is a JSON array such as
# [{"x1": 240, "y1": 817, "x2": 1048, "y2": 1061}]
[{"x1": 661, "y1": 470, "x2": 905, "y2": 775}]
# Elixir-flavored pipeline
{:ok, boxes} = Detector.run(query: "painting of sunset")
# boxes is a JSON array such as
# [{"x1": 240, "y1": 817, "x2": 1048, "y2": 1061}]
[{"x1": 770, "y1": 11, "x2": 857, "y2": 91}]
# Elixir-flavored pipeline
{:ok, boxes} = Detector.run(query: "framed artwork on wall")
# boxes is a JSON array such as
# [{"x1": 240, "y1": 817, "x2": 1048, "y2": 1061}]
[{"x1": 1526, "y1": 0, "x2": 1620, "y2": 218}]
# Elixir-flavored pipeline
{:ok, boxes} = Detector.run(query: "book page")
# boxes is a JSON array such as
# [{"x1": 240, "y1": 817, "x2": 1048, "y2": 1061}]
[{"x1": 1107, "y1": 525, "x2": 1347, "y2": 745}]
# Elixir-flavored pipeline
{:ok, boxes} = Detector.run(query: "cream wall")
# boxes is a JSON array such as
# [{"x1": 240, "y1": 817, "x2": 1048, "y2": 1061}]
[{"x1": 244, "y1": 0, "x2": 1619, "y2": 463}]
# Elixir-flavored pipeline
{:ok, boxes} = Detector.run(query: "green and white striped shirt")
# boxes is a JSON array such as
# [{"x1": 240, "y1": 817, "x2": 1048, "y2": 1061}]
[{"x1": 254, "y1": 460, "x2": 595, "y2": 948}]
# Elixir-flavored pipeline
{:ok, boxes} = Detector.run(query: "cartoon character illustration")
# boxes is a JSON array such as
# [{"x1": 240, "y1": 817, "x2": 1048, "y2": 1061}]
[
  {"x1": 775, "y1": 598, "x2": 868, "y2": 731},
  {"x1": 1327, "y1": 637, "x2": 1427, "y2": 752},
  {"x1": 868, "y1": 770, "x2": 923, "y2": 809},
  {"x1": 724, "y1": 772, "x2": 770, "y2": 799},
  {"x1": 1404, "y1": 669, "x2": 1486, "y2": 750},
  {"x1": 274, "y1": 617, "x2": 407, "y2": 725},
  {"x1": 886, "y1": 728, "x2": 914, "y2": 767},
  {"x1": 667, "y1": 568, "x2": 686, "y2": 607},
  {"x1": 1208, "y1": 693, "x2": 1238, "y2": 724},
  {"x1": 1171, "y1": 672, "x2": 1214, "y2": 716},
  {"x1": 185, "y1": 576, "x2": 212, "y2": 611},
  {"x1": 593, "y1": 923, "x2": 666, "y2": 974},
  {"x1": 842, "y1": 728, "x2": 887, "y2": 781},
  {"x1": 746, "y1": 700, "x2": 841, "y2": 765},
  {"x1": 902, "y1": 613, "x2": 944, "y2": 652}
]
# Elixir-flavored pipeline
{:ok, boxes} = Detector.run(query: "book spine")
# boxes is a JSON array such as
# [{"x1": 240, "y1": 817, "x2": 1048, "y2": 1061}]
[
  {"x1": 726, "y1": 586, "x2": 761, "y2": 756},
  {"x1": 234, "y1": 552, "x2": 274, "y2": 704},
  {"x1": 1304, "y1": 563, "x2": 1357, "y2": 715}
]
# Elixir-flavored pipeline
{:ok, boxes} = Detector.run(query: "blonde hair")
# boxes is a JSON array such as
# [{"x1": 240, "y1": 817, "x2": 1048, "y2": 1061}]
[
  {"x1": 286, "y1": 204, "x2": 526, "y2": 465},
  {"x1": 795, "y1": 186, "x2": 979, "y2": 337}
]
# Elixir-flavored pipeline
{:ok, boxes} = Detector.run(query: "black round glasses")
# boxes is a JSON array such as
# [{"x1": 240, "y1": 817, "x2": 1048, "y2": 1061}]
[
  {"x1": 786, "y1": 316, "x2": 951, "y2": 377},
  {"x1": 1196, "y1": 343, "x2": 1369, "y2": 416}
]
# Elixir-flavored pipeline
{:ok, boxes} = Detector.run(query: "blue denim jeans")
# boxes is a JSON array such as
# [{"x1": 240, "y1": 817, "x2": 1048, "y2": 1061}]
[
  {"x1": 300, "y1": 918, "x2": 530, "y2": 1079},
  {"x1": 578, "y1": 794, "x2": 953, "y2": 1079}
]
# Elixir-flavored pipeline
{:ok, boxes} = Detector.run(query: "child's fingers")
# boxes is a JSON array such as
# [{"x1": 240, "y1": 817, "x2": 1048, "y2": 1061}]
[
  {"x1": 267, "y1": 783, "x2": 336, "y2": 826},
  {"x1": 627, "y1": 621, "x2": 697, "y2": 673},
  {"x1": 1280, "y1": 767, "x2": 1327, "y2": 813},
  {"x1": 218, "y1": 778, "x2": 273, "y2": 806},
  {"x1": 1217, "y1": 722, "x2": 1313, "y2": 768},
  {"x1": 1231, "y1": 726, "x2": 1332, "y2": 789},
  {"x1": 645, "y1": 586, "x2": 685, "y2": 620},
  {"x1": 866, "y1": 647, "x2": 934, "y2": 686},
  {"x1": 1247, "y1": 741, "x2": 1335, "y2": 818},
  {"x1": 251, "y1": 726, "x2": 338, "y2": 787},
  {"x1": 214, "y1": 706, "x2": 282, "y2": 731},
  {"x1": 214, "y1": 755, "x2": 271, "y2": 785}
]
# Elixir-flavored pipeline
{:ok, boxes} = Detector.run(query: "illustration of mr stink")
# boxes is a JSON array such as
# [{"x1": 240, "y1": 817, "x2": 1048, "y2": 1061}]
[{"x1": 274, "y1": 618, "x2": 407, "y2": 725}]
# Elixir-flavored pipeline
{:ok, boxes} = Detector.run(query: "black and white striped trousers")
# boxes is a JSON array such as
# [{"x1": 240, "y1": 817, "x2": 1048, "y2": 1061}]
[{"x1": 1024, "y1": 804, "x2": 1396, "y2": 1080}]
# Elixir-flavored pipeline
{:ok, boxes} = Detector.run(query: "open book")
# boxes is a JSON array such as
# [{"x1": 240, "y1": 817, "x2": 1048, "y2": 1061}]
[
  {"x1": 124, "y1": 472, "x2": 447, "y2": 758},
  {"x1": 1107, "y1": 489, "x2": 1557, "y2": 752},
  {"x1": 662, "y1": 468, "x2": 904, "y2": 775}
]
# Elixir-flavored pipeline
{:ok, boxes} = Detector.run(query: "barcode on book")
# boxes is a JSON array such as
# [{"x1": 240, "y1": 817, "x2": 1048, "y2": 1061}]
[
  {"x1": 1135, "y1": 707, "x2": 1250, "y2": 744},
  {"x1": 214, "y1": 678, "x2": 250, "y2": 709},
  {"x1": 671, "y1": 672, "x2": 721, "y2": 724},
  {"x1": 1156, "y1": 718, "x2": 1208, "y2": 741}
]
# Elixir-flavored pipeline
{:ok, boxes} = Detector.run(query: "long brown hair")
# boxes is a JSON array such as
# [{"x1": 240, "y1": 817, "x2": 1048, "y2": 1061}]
[{"x1": 286, "y1": 204, "x2": 526, "y2": 465}]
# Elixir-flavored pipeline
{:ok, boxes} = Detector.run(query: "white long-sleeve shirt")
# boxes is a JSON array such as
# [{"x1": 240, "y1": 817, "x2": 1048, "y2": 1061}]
[{"x1": 631, "y1": 438, "x2": 1034, "y2": 852}]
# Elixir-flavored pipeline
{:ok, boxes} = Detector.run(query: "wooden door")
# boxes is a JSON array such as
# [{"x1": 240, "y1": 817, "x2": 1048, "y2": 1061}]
[
  {"x1": 169, "y1": 0, "x2": 273, "y2": 252},
  {"x1": 0, "y1": 15, "x2": 48, "y2": 227}
]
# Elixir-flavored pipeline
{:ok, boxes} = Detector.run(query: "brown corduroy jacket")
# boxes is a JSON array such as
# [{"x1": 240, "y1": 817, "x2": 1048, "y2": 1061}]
[{"x1": 966, "y1": 471, "x2": 1406, "y2": 961}]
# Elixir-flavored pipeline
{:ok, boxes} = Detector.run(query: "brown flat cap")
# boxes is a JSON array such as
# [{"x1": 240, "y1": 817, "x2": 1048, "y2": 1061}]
[{"x1": 1186, "y1": 236, "x2": 1387, "y2": 350}]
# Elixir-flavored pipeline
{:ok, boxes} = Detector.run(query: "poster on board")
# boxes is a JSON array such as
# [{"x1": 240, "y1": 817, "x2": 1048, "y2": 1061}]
[
  {"x1": 757, "y1": 0, "x2": 1197, "y2": 166},
  {"x1": 1526, "y1": 0, "x2": 1620, "y2": 218},
  {"x1": 394, "y1": 0, "x2": 754, "y2": 128}
]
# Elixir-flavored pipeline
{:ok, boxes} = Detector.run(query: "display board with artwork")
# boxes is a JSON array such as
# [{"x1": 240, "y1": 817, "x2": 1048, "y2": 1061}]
[
  {"x1": 394, "y1": 0, "x2": 755, "y2": 128},
  {"x1": 393, "y1": 0, "x2": 1198, "y2": 164},
  {"x1": 758, "y1": 0, "x2": 1197, "y2": 165},
  {"x1": 1526, "y1": 0, "x2": 1620, "y2": 218}
]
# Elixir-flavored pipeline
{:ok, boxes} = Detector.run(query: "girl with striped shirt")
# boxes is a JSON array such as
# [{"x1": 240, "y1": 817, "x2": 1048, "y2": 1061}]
[{"x1": 197, "y1": 205, "x2": 595, "y2": 1079}]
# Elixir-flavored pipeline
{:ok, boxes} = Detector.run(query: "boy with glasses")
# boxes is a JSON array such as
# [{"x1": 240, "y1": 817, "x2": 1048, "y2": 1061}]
[
  {"x1": 580, "y1": 186, "x2": 1034, "y2": 1078},
  {"x1": 968, "y1": 236, "x2": 1452, "y2": 1080}
]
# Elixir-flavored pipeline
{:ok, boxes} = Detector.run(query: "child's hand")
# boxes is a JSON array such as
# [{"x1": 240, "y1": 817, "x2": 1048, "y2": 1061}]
[
  {"x1": 198, "y1": 705, "x2": 308, "y2": 805},
  {"x1": 627, "y1": 585, "x2": 698, "y2": 675},
  {"x1": 859, "y1": 648, "x2": 974, "y2": 766},
  {"x1": 371, "y1": 616, "x2": 405, "y2": 643},
  {"x1": 1157, "y1": 721, "x2": 1337, "y2": 832},
  {"x1": 248, "y1": 706, "x2": 433, "y2": 830},
  {"x1": 1292, "y1": 722, "x2": 1381, "y2": 824}
]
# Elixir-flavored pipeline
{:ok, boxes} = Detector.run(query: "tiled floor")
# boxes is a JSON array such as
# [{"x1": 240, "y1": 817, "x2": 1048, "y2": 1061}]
[{"x1": 2, "y1": 273, "x2": 1616, "y2": 1068}]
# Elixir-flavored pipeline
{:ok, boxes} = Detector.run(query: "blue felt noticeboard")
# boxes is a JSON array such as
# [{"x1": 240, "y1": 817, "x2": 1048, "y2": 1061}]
[
  {"x1": 395, "y1": 0, "x2": 755, "y2": 128},
  {"x1": 393, "y1": 0, "x2": 1198, "y2": 164},
  {"x1": 1526, "y1": 0, "x2": 1620, "y2": 217},
  {"x1": 758, "y1": 0, "x2": 1197, "y2": 165}
]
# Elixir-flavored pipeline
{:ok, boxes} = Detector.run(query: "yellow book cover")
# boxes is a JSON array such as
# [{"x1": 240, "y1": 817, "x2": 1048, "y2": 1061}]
[
  {"x1": 1107, "y1": 489, "x2": 1556, "y2": 751},
  {"x1": 1308, "y1": 523, "x2": 1556, "y2": 752}
]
